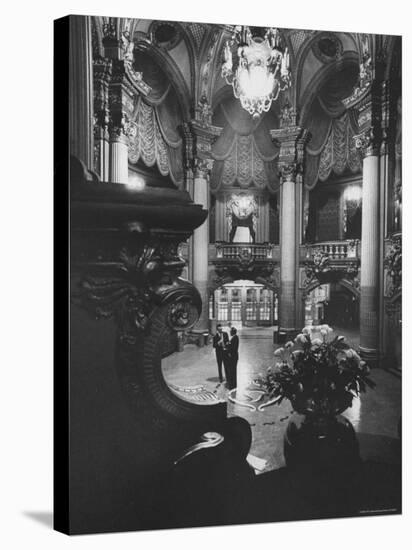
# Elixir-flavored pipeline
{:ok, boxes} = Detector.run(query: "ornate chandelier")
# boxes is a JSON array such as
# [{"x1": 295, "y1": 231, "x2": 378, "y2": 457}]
[{"x1": 222, "y1": 26, "x2": 291, "y2": 119}]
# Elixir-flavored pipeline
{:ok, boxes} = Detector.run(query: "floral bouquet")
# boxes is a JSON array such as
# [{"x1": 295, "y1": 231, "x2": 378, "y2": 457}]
[{"x1": 257, "y1": 325, "x2": 375, "y2": 416}]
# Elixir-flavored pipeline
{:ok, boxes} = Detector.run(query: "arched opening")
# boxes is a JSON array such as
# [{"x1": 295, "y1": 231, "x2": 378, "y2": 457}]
[
  {"x1": 211, "y1": 280, "x2": 278, "y2": 330},
  {"x1": 304, "y1": 281, "x2": 359, "y2": 334}
]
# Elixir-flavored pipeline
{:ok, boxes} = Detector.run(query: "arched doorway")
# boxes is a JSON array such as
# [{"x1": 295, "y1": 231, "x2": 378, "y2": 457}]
[
  {"x1": 304, "y1": 281, "x2": 359, "y2": 329},
  {"x1": 211, "y1": 280, "x2": 278, "y2": 328}
]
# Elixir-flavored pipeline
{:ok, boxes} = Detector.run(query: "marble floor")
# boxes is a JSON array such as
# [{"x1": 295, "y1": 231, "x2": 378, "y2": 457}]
[{"x1": 162, "y1": 325, "x2": 401, "y2": 474}]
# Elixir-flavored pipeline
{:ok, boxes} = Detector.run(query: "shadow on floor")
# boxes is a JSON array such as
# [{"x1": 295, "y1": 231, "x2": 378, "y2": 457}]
[
  {"x1": 23, "y1": 511, "x2": 53, "y2": 529},
  {"x1": 206, "y1": 376, "x2": 221, "y2": 383}
]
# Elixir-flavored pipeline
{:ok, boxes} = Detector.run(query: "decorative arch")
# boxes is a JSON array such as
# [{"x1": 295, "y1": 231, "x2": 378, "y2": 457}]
[
  {"x1": 299, "y1": 51, "x2": 359, "y2": 125},
  {"x1": 135, "y1": 40, "x2": 192, "y2": 121},
  {"x1": 294, "y1": 31, "x2": 359, "y2": 102},
  {"x1": 302, "y1": 276, "x2": 360, "y2": 300}
]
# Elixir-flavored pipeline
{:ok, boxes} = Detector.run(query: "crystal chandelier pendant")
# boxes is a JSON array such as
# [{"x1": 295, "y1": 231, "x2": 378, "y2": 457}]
[{"x1": 222, "y1": 26, "x2": 291, "y2": 119}]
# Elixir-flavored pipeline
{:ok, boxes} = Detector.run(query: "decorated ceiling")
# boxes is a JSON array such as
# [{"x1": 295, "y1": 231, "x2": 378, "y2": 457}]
[{"x1": 91, "y1": 17, "x2": 400, "y2": 190}]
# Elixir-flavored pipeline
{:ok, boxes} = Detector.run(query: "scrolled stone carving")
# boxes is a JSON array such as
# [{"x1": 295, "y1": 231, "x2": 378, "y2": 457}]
[
  {"x1": 73, "y1": 235, "x2": 199, "y2": 345},
  {"x1": 303, "y1": 248, "x2": 360, "y2": 288},
  {"x1": 384, "y1": 235, "x2": 402, "y2": 298},
  {"x1": 195, "y1": 94, "x2": 213, "y2": 127},
  {"x1": 279, "y1": 102, "x2": 297, "y2": 128}
]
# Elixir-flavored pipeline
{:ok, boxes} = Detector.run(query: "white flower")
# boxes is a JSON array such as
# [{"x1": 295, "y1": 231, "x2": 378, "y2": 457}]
[
  {"x1": 337, "y1": 335, "x2": 345, "y2": 342},
  {"x1": 295, "y1": 334, "x2": 307, "y2": 345},
  {"x1": 345, "y1": 349, "x2": 354, "y2": 359},
  {"x1": 320, "y1": 328, "x2": 327, "y2": 336},
  {"x1": 285, "y1": 341, "x2": 294, "y2": 349},
  {"x1": 274, "y1": 348, "x2": 284, "y2": 357},
  {"x1": 312, "y1": 338, "x2": 322, "y2": 347}
]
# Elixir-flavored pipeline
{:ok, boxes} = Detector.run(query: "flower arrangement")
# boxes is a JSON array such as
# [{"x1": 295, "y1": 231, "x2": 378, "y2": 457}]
[{"x1": 258, "y1": 325, "x2": 375, "y2": 416}]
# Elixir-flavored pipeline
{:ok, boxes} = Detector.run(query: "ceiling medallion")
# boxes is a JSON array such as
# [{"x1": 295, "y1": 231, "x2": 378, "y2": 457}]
[
  {"x1": 222, "y1": 26, "x2": 291, "y2": 119},
  {"x1": 149, "y1": 21, "x2": 182, "y2": 50},
  {"x1": 312, "y1": 32, "x2": 343, "y2": 63}
]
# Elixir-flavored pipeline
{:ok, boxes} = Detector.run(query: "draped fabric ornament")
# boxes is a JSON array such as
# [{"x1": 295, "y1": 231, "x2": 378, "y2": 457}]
[
  {"x1": 128, "y1": 98, "x2": 183, "y2": 187},
  {"x1": 222, "y1": 26, "x2": 291, "y2": 119},
  {"x1": 211, "y1": 97, "x2": 279, "y2": 193},
  {"x1": 220, "y1": 135, "x2": 269, "y2": 189},
  {"x1": 305, "y1": 107, "x2": 361, "y2": 189},
  {"x1": 317, "y1": 112, "x2": 361, "y2": 181}
]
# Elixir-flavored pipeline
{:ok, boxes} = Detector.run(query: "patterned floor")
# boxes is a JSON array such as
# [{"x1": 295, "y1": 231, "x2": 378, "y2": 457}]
[{"x1": 162, "y1": 325, "x2": 400, "y2": 474}]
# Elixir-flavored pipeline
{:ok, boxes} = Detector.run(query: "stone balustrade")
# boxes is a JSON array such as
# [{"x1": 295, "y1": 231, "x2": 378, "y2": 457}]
[{"x1": 305, "y1": 240, "x2": 360, "y2": 261}]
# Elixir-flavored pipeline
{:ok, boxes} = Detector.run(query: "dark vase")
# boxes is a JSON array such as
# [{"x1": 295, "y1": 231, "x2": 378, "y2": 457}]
[{"x1": 284, "y1": 412, "x2": 362, "y2": 515}]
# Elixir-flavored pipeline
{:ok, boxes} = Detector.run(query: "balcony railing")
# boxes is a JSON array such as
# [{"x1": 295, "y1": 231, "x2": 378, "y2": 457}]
[
  {"x1": 304, "y1": 240, "x2": 360, "y2": 261},
  {"x1": 215, "y1": 242, "x2": 278, "y2": 261}
]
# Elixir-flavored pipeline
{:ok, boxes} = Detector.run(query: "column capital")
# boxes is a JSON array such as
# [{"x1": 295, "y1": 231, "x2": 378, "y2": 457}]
[
  {"x1": 190, "y1": 119, "x2": 222, "y2": 158},
  {"x1": 182, "y1": 119, "x2": 222, "y2": 180},
  {"x1": 353, "y1": 78, "x2": 393, "y2": 158},
  {"x1": 93, "y1": 58, "x2": 112, "y2": 141},
  {"x1": 107, "y1": 77, "x2": 135, "y2": 142},
  {"x1": 354, "y1": 127, "x2": 381, "y2": 158},
  {"x1": 271, "y1": 126, "x2": 310, "y2": 184},
  {"x1": 193, "y1": 158, "x2": 214, "y2": 179}
]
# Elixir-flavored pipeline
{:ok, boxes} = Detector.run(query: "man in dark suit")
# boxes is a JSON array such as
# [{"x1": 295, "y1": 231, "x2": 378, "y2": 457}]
[
  {"x1": 226, "y1": 327, "x2": 239, "y2": 390},
  {"x1": 212, "y1": 324, "x2": 229, "y2": 383}
]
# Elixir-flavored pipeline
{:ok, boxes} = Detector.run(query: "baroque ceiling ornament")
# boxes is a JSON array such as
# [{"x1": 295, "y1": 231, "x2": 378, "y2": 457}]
[{"x1": 221, "y1": 26, "x2": 291, "y2": 119}]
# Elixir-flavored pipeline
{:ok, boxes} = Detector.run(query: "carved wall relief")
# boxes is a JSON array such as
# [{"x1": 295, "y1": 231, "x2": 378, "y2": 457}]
[{"x1": 226, "y1": 193, "x2": 258, "y2": 243}]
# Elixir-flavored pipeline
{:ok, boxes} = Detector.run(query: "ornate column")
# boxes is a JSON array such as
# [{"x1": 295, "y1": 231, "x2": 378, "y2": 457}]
[
  {"x1": 192, "y1": 159, "x2": 213, "y2": 332},
  {"x1": 107, "y1": 64, "x2": 134, "y2": 184},
  {"x1": 101, "y1": 19, "x2": 151, "y2": 184},
  {"x1": 93, "y1": 58, "x2": 111, "y2": 180},
  {"x1": 272, "y1": 126, "x2": 309, "y2": 334},
  {"x1": 188, "y1": 113, "x2": 221, "y2": 334},
  {"x1": 355, "y1": 93, "x2": 382, "y2": 364},
  {"x1": 69, "y1": 15, "x2": 94, "y2": 170}
]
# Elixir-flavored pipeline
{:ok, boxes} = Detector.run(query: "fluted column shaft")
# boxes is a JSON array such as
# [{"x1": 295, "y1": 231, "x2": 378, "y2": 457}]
[
  {"x1": 109, "y1": 135, "x2": 129, "y2": 184},
  {"x1": 359, "y1": 153, "x2": 380, "y2": 358},
  {"x1": 280, "y1": 177, "x2": 297, "y2": 331}
]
